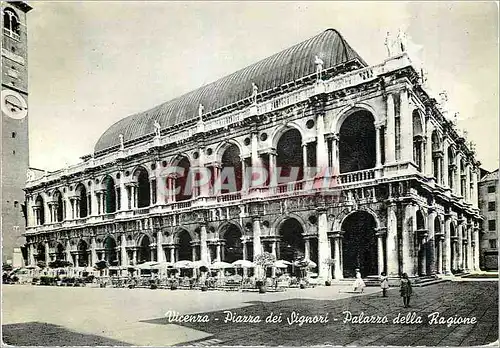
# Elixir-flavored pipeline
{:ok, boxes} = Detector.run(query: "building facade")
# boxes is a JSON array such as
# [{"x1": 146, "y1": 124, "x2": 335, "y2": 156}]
[
  {"x1": 1, "y1": 2, "x2": 32, "y2": 265},
  {"x1": 24, "y1": 29, "x2": 482, "y2": 280},
  {"x1": 478, "y1": 169, "x2": 499, "y2": 270}
]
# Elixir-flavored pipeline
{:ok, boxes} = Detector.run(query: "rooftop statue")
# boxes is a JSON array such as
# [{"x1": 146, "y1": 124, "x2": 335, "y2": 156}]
[
  {"x1": 119, "y1": 134, "x2": 124, "y2": 151},
  {"x1": 314, "y1": 55, "x2": 324, "y2": 81},
  {"x1": 198, "y1": 103, "x2": 204, "y2": 121},
  {"x1": 252, "y1": 83, "x2": 258, "y2": 104},
  {"x1": 154, "y1": 120, "x2": 161, "y2": 137}
]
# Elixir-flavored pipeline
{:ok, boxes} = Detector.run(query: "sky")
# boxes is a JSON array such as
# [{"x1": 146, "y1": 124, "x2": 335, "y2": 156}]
[{"x1": 27, "y1": 1, "x2": 499, "y2": 171}]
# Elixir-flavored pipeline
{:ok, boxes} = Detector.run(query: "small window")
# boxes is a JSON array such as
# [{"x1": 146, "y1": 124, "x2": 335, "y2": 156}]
[
  {"x1": 488, "y1": 220, "x2": 496, "y2": 231},
  {"x1": 12, "y1": 150, "x2": 15, "y2": 155},
  {"x1": 489, "y1": 239, "x2": 497, "y2": 249},
  {"x1": 488, "y1": 202, "x2": 496, "y2": 211},
  {"x1": 488, "y1": 186, "x2": 496, "y2": 193},
  {"x1": 11, "y1": 132, "x2": 16, "y2": 138}
]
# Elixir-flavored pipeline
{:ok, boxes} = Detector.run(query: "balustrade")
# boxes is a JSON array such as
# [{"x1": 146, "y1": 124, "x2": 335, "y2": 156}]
[{"x1": 338, "y1": 168, "x2": 375, "y2": 184}]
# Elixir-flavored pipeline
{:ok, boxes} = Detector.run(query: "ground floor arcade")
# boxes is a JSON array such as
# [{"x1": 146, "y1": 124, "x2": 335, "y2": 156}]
[{"x1": 25, "y1": 198, "x2": 482, "y2": 280}]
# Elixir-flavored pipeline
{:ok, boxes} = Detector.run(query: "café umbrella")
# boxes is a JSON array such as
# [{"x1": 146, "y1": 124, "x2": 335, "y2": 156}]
[
  {"x1": 173, "y1": 260, "x2": 195, "y2": 269},
  {"x1": 211, "y1": 261, "x2": 232, "y2": 269},
  {"x1": 232, "y1": 260, "x2": 254, "y2": 268}
]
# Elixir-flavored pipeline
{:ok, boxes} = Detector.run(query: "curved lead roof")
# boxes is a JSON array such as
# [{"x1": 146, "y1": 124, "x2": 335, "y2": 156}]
[{"x1": 94, "y1": 29, "x2": 366, "y2": 153}]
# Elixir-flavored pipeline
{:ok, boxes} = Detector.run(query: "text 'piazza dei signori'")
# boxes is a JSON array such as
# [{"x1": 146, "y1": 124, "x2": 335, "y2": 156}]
[{"x1": 24, "y1": 29, "x2": 482, "y2": 281}]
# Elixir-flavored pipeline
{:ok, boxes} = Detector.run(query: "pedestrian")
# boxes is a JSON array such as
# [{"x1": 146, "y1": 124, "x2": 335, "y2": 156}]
[
  {"x1": 380, "y1": 272, "x2": 389, "y2": 297},
  {"x1": 353, "y1": 269, "x2": 365, "y2": 293},
  {"x1": 400, "y1": 273, "x2": 412, "y2": 308}
]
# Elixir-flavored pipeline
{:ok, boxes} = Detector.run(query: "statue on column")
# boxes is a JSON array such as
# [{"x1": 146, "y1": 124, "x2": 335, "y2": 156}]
[
  {"x1": 251, "y1": 83, "x2": 258, "y2": 104},
  {"x1": 198, "y1": 103, "x2": 204, "y2": 121},
  {"x1": 154, "y1": 120, "x2": 161, "y2": 138},
  {"x1": 397, "y1": 28, "x2": 407, "y2": 53},
  {"x1": 384, "y1": 31, "x2": 393, "y2": 57},
  {"x1": 314, "y1": 55, "x2": 324, "y2": 81},
  {"x1": 119, "y1": 134, "x2": 124, "y2": 151}
]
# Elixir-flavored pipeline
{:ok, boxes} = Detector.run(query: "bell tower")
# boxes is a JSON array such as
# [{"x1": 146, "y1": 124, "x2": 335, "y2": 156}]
[{"x1": 1, "y1": 1, "x2": 32, "y2": 265}]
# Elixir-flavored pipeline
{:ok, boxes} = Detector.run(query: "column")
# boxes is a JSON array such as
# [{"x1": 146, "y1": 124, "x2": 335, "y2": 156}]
[
  {"x1": 400, "y1": 88, "x2": 412, "y2": 162},
  {"x1": 316, "y1": 113, "x2": 328, "y2": 172},
  {"x1": 402, "y1": 204, "x2": 415, "y2": 276},
  {"x1": 317, "y1": 209, "x2": 331, "y2": 280},
  {"x1": 28, "y1": 243, "x2": 35, "y2": 266},
  {"x1": 216, "y1": 243, "x2": 221, "y2": 262},
  {"x1": 437, "y1": 237, "x2": 443, "y2": 274},
  {"x1": 467, "y1": 224, "x2": 473, "y2": 270},
  {"x1": 44, "y1": 241, "x2": 50, "y2": 267},
  {"x1": 304, "y1": 239, "x2": 311, "y2": 260},
  {"x1": 443, "y1": 142, "x2": 449, "y2": 187},
  {"x1": 472, "y1": 169, "x2": 479, "y2": 208},
  {"x1": 157, "y1": 231, "x2": 165, "y2": 263},
  {"x1": 473, "y1": 225, "x2": 480, "y2": 271},
  {"x1": 170, "y1": 247, "x2": 175, "y2": 263},
  {"x1": 465, "y1": 164, "x2": 471, "y2": 202},
  {"x1": 386, "y1": 204, "x2": 399, "y2": 277},
  {"x1": 455, "y1": 153, "x2": 462, "y2": 196},
  {"x1": 91, "y1": 237, "x2": 97, "y2": 267},
  {"x1": 302, "y1": 144, "x2": 308, "y2": 179},
  {"x1": 269, "y1": 153, "x2": 277, "y2": 187},
  {"x1": 191, "y1": 245, "x2": 196, "y2": 261},
  {"x1": 458, "y1": 222, "x2": 464, "y2": 270},
  {"x1": 75, "y1": 199, "x2": 80, "y2": 218},
  {"x1": 66, "y1": 240, "x2": 72, "y2": 265},
  {"x1": 252, "y1": 217, "x2": 262, "y2": 258},
  {"x1": 333, "y1": 235, "x2": 342, "y2": 279},
  {"x1": 331, "y1": 134, "x2": 339, "y2": 175},
  {"x1": 242, "y1": 238, "x2": 248, "y2": 261},
  {"x1": 200, "y1": 224, "x2": 209, "y2": 264},
  {"x1": 376, "y1": 230, "x2": 386, "y2": 275},
  {"x1": 385, "y1": 93, "x2": 396, "y2": 163},
  {"x1": 120, "y1": 234, "x2": 128, "y2": 266},
  {"x1": 241, "y1": 158, "x2": 248, "y2": 193},
  {"x1": 271, "y1": 241, "x2": 277, "y2": 258},
  {"x1": 443, "y1": 218, "x2": 451, "y2": 274},
  {"x1": 375, "y1": 124, "x2": 382, "y2": 168},
  {"x1": 419, "y1": 234, "x2": 428, "y2": 275}
]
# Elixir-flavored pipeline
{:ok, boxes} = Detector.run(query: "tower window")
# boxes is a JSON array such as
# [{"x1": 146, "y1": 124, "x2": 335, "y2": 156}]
[
  {"x1": 11, "y1": 132, "x2": 16, "y2": 138},
  {"x1": 3, "y1": 8, "x2": 20, "y2": 40}
]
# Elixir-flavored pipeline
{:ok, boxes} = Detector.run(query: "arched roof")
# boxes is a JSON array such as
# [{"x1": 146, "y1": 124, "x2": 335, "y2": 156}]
[{"x1": 94, "y1": 29, "x2": 366, "y2": 154}]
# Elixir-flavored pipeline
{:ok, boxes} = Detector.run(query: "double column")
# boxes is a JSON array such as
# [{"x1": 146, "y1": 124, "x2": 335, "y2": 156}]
[
  {"x1": 317, "y1": 208, "x2": 331, "y2": 281},
  {"x1": 331, "y1": 232, "x2": 343, "y2": 279},
  {"x1": 376, "y1": 228, "x2": 387, "y2": 275}
]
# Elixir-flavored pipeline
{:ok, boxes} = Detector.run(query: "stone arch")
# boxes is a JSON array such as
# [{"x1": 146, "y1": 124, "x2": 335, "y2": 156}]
[
  {"x1": 217, "y1": 220, "x2": 245, "y2": 239},
  {"x1": 270, "y1": 122, "x2": 306, "y2": 149},
  {"x1": 172, "y1": 227, "x2": 196, "y2": 244},
  {"x1": 277, "y1": 216, "x2": 308, "y2": 265},
  {"x1": 74, "y1": 183, "x2": 88, "y2": 218},
  {"x1": 169, "y1": 155, "x2": 192, "y2": 201},
  {"x1": 103, "y1": 175, "x2": 117, "y2": 213},
  {"x1": 333, "y1": 104, "x2": 379, "y2": 134},
  {"x1": 337, "y1": 107, "x2": 376, "y2": 173},
  {"x1": 339, "y1": 207, "x2": 381, "y2": 231},
  {"x1": 132, "y1": 166, "x2": 150, "y2": 208},
  {"x1": 341, "y1": 209, "x2": 378, "y2": 277},
  {"x1": 52, "y1": 189, "x2": 64, "y2": 222},
  {"x1": 272, "y1": 212, "x2": 308, "y2": 234},
  {"x1": 219, "y1": 221, "x2": 244, "y2": 263},
  {"x1": 55, "y1": 242, "x2": 66, "y2": 260},
  {"x1": 215, "y1": 139, "x2": 244, "y2": 161},
  {"x1": 218, "y1": 141, "x2": 243, "y2": 193}
]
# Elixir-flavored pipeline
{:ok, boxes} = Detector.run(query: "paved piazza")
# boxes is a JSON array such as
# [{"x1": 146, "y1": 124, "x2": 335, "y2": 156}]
[{"x1": 2, "y1": 280, "x2": 498, "y2": 346}]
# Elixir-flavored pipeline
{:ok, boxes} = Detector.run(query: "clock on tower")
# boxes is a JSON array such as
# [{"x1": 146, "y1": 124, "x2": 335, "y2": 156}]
[{"x1": 1, "y1": 1, "x2": 32, "y2": 266}]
